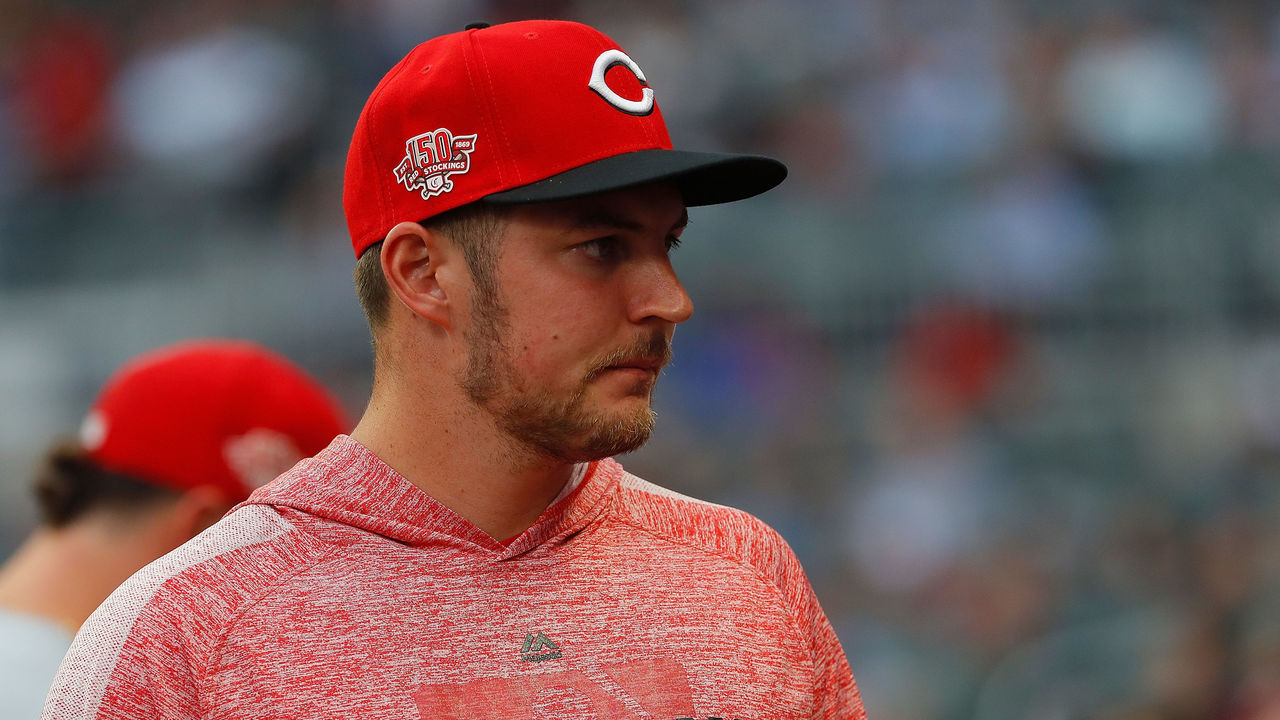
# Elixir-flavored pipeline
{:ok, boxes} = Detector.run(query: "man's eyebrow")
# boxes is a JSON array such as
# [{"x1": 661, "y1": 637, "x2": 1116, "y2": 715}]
[{"x1": 570, "y1": 208, "x2": 689, "y2": 233}]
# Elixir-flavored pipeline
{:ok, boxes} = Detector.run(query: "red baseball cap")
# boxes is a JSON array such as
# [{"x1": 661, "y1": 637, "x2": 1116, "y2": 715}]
[
  {"x1": 343, "y1": 19, "x2": 787, "y2": 258},
  {"x1": 78, "y1": 340, "x2": 349, "y2": 502}
]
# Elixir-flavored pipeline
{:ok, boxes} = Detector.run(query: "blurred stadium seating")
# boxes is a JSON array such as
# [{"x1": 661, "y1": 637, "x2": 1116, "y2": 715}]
[{"x1": 2, "y1": 1, "x2": 1279, "y2": 717}]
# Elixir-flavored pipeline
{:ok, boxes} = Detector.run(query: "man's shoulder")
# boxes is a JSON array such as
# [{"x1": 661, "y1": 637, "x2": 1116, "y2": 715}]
[
  {"x1": 608, "y1": 469, "x2": 800, "y2": 583},
  {"x1": 91, "y1": 503, "x2": 331, "y2": 641},
  {"x1": 43, "y1": 505, "x2": 336, "y2": 718}
]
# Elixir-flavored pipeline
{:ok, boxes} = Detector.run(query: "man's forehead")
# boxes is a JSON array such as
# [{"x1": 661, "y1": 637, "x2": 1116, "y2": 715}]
[{"x1": 568, "y1": 206, "x2": 689, "y2": 233}]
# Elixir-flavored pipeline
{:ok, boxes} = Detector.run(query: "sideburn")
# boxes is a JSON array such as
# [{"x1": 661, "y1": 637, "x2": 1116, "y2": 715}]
[{"x1": 458, "y1": 269, "x2": 509, "y2": 405}]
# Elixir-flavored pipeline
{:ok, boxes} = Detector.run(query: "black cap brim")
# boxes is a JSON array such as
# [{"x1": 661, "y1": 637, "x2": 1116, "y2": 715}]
[{"x1": 482, "y1": 149, "x2": 787, "y2": 206}]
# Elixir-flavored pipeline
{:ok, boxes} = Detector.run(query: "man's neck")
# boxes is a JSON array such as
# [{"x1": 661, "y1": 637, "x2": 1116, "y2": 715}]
[
  {"x1": 351, "y1": 388, "x2": 576, "y2": 542},
  {"x1": 0, "y1": 526, "x2": 153, "y2": 635}
]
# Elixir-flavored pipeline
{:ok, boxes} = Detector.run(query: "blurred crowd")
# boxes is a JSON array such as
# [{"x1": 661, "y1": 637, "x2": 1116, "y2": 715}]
[{"x1": 4, "y1": 0, "x2": 1280, "y2": 718}]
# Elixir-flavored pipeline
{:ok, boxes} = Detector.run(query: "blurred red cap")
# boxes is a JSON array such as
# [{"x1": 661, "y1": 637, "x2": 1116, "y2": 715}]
[{"x1": 79, "y1": 340, "x2": 349, "y2": 502}]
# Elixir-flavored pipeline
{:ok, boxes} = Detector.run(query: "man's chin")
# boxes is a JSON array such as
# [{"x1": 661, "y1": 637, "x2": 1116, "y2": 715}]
[
  {"x1": 492, "y1": 388, "x2": 657, "y2": 462},
  {"x1": 561, "y1": 408, "x2": 656, "y2": 462}
]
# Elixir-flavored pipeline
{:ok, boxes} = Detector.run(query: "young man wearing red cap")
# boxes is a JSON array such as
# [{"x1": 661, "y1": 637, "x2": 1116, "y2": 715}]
[
  {"x1": 45, "y1": 20, "x2": 865, "y2": 719},
  {"x1": 0, "y1": 339, "x2": 346, "y2": 719}
]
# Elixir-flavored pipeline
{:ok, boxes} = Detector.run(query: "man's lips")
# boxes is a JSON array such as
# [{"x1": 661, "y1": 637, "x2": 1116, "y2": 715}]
[
  {"x1": 591, "y1": 356, "x2": 666, "y2": 382},
  {"x1": 601, "y1": 362, "x2": 662, "y2": 380},
  {"x1": 609, "y1": 357, "x2": 664, "y2": 372},
  {"x1": 589, "y1": 334, "x2": 672, "y2": 380}
]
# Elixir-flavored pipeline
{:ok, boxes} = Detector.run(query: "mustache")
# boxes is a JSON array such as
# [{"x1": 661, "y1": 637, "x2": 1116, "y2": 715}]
[{"x1": 586, "y1": 333, "x2": 673, "y2": 378}]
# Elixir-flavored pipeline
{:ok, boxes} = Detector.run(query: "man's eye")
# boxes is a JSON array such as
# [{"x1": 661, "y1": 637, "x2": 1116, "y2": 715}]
[
  {"x1": 580, "y1": 237, "x2": 621, "y2": 260},
  {"x1": 666, "y1": 234, "x2": 682, "y2": 252}
]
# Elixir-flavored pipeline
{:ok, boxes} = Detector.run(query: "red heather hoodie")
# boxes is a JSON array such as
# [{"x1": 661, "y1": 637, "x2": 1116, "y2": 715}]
[{"x1": 43, "y1": 436, "x2": 865, "y2": 719}]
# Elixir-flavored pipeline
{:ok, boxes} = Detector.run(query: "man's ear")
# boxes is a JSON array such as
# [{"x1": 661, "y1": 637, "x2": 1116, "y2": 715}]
[
  {"x1": 381, "y1": 221, "x2": 455, "y2": 330},
  {"x1": 159, "y1": 485, "x2": 232, "y2": 546}
]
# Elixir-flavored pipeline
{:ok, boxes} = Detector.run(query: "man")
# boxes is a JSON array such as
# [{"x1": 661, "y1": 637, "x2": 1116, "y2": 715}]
[
  {"x1": 0, "y1": 339, "x2": 347, "y2": 719},
  {"x1": 45, "y1": 20, "x2": 865, "y2": 719}
]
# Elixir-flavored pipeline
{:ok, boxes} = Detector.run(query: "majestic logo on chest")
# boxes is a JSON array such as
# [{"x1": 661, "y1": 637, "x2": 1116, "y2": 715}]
[{"x1": 520, "y1": 631, "x2": 561, "y2": 662}]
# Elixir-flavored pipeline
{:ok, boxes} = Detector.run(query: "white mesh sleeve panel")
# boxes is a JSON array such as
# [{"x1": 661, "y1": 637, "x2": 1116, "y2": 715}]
[{"x1": 42, "y1": 505, "x2": 289, "y2": 720}]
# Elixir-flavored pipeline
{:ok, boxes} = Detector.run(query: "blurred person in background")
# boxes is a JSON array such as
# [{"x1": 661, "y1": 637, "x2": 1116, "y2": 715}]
[{"x1": 0, "y1": 339, "x2": 348, "y2": 719}]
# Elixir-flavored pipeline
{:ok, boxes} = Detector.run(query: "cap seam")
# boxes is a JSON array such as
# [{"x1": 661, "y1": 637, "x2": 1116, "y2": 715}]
[{"x1": 464, "y1": 29, "x2": 511, "y2": 191}]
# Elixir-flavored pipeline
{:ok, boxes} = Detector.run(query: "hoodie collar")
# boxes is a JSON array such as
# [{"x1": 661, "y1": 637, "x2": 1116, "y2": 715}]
[{"x1": 243, "y1": 435, "x2": 620, "y2": 559}]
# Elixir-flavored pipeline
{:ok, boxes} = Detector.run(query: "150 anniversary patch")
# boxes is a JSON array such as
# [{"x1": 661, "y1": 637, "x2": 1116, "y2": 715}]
[{"x1": 394, "y1": 128, "x2": 477, "y2": 200}]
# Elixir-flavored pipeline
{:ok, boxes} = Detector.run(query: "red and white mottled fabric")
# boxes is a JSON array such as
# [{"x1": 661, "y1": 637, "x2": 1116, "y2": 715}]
[{"x1": 43, "y1": 435, "x2": 865, "y2": 719}]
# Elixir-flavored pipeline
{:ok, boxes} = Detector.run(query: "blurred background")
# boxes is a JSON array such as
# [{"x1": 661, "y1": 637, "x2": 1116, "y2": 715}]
[{"x1": 2, "y1": 0, "x2": 1280, "y2": 717}]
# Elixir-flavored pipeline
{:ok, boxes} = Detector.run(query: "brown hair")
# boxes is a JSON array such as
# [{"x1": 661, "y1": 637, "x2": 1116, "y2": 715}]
[
  {"x1": 32, "y1": 440, "x2": 181, "y2": 528},
  {"x1": 353, "y1": 203, "x2": 509, "y2": 332}
]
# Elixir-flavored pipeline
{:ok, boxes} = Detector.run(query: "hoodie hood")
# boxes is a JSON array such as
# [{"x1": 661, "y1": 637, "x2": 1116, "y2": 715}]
[{"x1": 242, "y1": 435, "x2": 620, "y2": 560}]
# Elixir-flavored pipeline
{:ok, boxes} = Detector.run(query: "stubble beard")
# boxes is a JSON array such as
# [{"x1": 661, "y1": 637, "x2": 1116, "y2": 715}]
[{"x1": 458, "y1": 291, "x2": 668, "y2": 463}]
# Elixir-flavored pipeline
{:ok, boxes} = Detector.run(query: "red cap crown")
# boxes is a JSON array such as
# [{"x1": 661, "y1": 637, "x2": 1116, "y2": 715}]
[
  {"x1": 343, "y1": 20, "x2": 674, "y2": 258},
  {"x1": 80, "y1": 340, "x2": 349, "y2": 501}
]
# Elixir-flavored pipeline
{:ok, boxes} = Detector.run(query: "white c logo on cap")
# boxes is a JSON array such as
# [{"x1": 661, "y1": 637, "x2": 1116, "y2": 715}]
[
  {"x1": 223, "y1": 428, "x2": 304, "y2": 490},
  {"x1": 588, "y1": 49, "x2": 655, "y2": 116}
]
